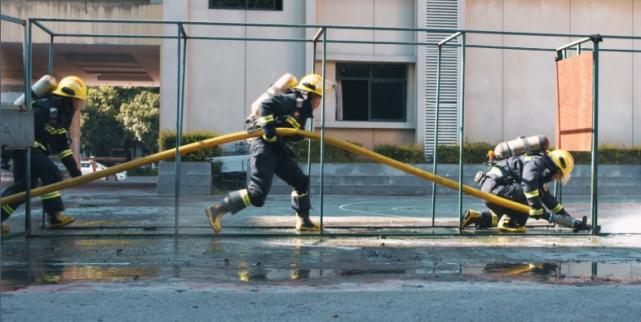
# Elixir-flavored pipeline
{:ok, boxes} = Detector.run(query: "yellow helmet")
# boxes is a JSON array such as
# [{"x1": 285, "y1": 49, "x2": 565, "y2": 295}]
[
  {"x1": 52, "y1": 76, "x2": 87, "y2": 101},
  {"x1": 295, "y1": 74, "x2": 323, "y2": 97},
  {"x1": 548, "y1": 149, "x2": 574, "y2": 184}
]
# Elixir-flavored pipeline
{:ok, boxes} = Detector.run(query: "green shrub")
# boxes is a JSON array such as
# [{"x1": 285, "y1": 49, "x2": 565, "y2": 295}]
[
  {"x1": 435, "y1": 142, "x2": 495, "y2": 164},
  {"x1": 159, "y1": 130, "x2": 223, "y2": 162},
  {"x1": 373, "y1": 142, "x2": 493, "y2": 164},
  {"x1": 372, "y1": 142, "x2": 641, "y2": 165},
  {"x1": 572, "y1": 145, "x2": 641, "y2": 165},
  {"x1": 290, "y1": 139, "x2": 364, "y2": 162},
  {"x1": 374, "y1": 144, "x2": 425, "y2": 163}
]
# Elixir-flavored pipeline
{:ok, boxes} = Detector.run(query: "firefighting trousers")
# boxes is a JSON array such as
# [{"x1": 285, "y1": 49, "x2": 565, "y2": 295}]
[
  {"x1": 244, "y1": 139, "x2": 310, "y2": 214},
  {"x1": 480, "y1": 176, "x2": 529, "y2": 227},
  {"x1": 1, "y1": 150, "x2": 65, "y2": 221}
]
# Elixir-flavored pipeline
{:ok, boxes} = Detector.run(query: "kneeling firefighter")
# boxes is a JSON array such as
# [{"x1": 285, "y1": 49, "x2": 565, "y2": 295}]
[
  {"x1": 205, "y1": 73, "x2": 324, "y2": 233},
  {"x1": 462, "y1": 135, "x2": 592, "y2": 233},
  {"x1": 1, "y1": 76, "x2": 87, "y2": 234}
]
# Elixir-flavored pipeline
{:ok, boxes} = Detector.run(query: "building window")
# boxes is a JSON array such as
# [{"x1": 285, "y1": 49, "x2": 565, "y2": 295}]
[
  {"x1": 209, "y1": 0, "x2": 283, "y2": 10},
  {"x1": 336, "y1": 63, "x2": 407, "y2": 122}
]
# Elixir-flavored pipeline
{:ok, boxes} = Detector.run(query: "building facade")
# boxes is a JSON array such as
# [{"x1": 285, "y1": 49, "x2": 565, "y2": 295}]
[
  {"x1": 162, "y1": 0, "x2": 641, "y2": 151},
  {"x1": 4, "y1": 0, "x2": 641, "y2": 153}
]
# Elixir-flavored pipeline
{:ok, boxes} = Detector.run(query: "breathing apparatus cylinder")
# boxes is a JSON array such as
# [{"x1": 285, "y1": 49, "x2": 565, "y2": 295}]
[
  {"x1": 247, "y1": 73, "x2": 298, "y2": 123},
  {"x1": 493, "y1": 135, "x2": 550, "y2": 160},
  {"x1": 13, "y1": 75, "x2": 58, "y2": 107}
]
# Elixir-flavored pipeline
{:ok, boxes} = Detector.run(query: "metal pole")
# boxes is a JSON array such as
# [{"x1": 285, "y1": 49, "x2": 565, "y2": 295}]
[
  {"x1": 173, "y1": 24, "x2": 184, "y2": 236},
  {"x1": 457, "y1": 33, "x2": 466, "y2": 231},
  {"x1": 47, "y1": 35, "x2": 54, "y2": 74},
  {"x1": 44, "y1": 34, "x2": 54, "y2": 230},
  {"x1": 590, "y1": 35, "x2": 602, "y2": 235},
  {"x1": 307, "y1": 36, "x2": 319, "y2": 192},
  {"x1": 319, "y1": 28, "x2": 327, "y2": 235},
  {"x1": 430, "y1": 45, "x2": 442, "y2": 227},
  {"x1": 179, "y1": 36, "x2": 188, "y2": 234},
  {"x1": 24, "y1": 20, "x2": 33, "y2": 236},
  {"x1": 554, "y1": 49, "x2": 566, "y2": 204}
]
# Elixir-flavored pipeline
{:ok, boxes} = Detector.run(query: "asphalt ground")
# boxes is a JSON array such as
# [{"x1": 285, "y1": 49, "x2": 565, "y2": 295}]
[{"x1": 2, "y1": 179, "x2": 641, "y2": 321}]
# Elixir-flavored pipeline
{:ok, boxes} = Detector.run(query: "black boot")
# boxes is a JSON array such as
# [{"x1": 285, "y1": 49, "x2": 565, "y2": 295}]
[
  {"x1": 295, "y1": 213, "x2": 320, "y2": 232},
  {"x1": 205, "y1": 189, "x2": 250, "y2": 234},
  {"x1": 48, "y1": 211, "x2": 75, "y2": 228},
  {"x1": 1, "y1": 207, "x2": 12, "y2": 235},
  {"x1": 462, "y1": 209, "x2": 495, "y2": 229},
  {"x1": 462, "y1": 209, "x2": 482, "y2": 229},
  {"x1": 497, "y1": 214, "x2": 527, "y2": 233},
  {"x1": 291, "y1": 191, "x2": 319, "y2": 232}
]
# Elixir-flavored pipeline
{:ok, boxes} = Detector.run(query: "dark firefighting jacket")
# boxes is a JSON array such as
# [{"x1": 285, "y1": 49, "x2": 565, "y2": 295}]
[
  {"x1": 493, "y1": 154, "x2": 564, "y2": 217},
  {"x1": 32, "y1": 96, "x2": 82, "y2": 177},
  {"x1": 255, "y1": 90, "x2": 313, "y2": 149}
]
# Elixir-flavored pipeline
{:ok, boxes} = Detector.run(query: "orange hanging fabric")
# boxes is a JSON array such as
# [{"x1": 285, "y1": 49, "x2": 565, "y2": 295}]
[{"x1": 555, "y1": 52, "x2": 594, "y2": 151}]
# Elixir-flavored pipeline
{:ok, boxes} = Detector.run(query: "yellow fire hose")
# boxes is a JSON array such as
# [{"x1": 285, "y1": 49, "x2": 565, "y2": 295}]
[{"x1": 0, "y1": 128, "x2": 531, "y2": 215}]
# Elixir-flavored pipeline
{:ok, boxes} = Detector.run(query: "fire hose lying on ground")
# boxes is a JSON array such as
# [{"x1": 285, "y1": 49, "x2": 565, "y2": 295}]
[{"x1": 0, "y1": 128, "x2": 531, "y2": 216}]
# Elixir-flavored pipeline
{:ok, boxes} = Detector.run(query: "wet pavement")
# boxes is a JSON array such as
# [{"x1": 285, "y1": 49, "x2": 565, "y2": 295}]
[
  {"x1": 3, "y1": 236, "x2": 641, "y2": 290},
  {"x1": 2, "y1": 180, "x2": 641, "y2": 321}
]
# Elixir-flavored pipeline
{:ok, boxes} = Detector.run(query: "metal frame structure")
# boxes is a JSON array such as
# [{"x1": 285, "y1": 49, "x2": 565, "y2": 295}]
[
  {"x1": 554, "y1": 35, "x2": 603, "y2": 235},
  {"x1": 3, "y1": 15, "x2": 640, "y2": 237}
]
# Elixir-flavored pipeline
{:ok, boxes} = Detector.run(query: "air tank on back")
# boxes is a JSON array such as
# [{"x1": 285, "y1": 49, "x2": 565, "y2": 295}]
[
  {"x1": 493, "y1": 135, "x2": 550, "y2": 160},
  {"x1": 246, "y1": 73, "x2": 298, "y2": 123},
  {"x1": 13, "y1": 75, "x2": 58, "y2": 107}
]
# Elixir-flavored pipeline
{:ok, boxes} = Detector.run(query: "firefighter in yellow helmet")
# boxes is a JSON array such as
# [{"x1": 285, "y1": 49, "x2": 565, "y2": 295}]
[
  {"x1": 205, "y1": 73, "x2": 324, "y2": 234},
  {"x1": 461, "y1": 148, "x2": 594, "y2": 233},
  {"x1": 1, "y1": 76, "x2": 87, "y2": 234}
]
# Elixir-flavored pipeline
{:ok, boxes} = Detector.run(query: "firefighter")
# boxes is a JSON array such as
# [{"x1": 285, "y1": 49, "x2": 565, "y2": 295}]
[
  {"x1": 461, "y1": 149, "x2": 592, "y2": 233},
  {"x1": 205, "y1": 74, "x2": 324, "y2": 234},
  {"x1": 1, "y1": 76, "x2": 87, "y2": 234}
]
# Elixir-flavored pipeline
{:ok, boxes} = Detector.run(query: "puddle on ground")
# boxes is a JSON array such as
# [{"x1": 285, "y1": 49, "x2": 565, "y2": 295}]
[
  {"x1": 1, "y1": 262, "x2": 158, "y2": 290},
  {"x1": 3, "y1": 260, "x2": 641, "y2": 290},
  {"x1": 221, "y1": 261, "x2": 641, "y2": 284}
]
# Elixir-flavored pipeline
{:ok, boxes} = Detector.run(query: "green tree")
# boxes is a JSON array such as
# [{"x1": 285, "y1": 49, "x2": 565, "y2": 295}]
[
  {"x1": 119, "y1": 91, "x2": 160, "y2": 154},
  {"x1": 81, "y1": 86, "x2": 127, "y2": 157}
]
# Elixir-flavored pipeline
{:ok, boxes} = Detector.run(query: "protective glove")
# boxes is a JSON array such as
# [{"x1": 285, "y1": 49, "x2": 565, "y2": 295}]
[
  {"x1": 62, "y1": 157, "x2": 82, "y2": 178},
  {"x1": 262, "y1": 126, "x2": 278, "y2": 143}
]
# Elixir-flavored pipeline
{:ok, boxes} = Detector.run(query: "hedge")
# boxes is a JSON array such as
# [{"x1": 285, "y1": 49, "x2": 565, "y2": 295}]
[
  {"x1": 158, "y1": 130, "x2": 641, "y2": 165},
  {"x1": 353, "y1": 142, "x2": 641, "y2": 165},
  {"x1": 159, "y1": 130, "x2": 223, "y2": 162},
  {"x1": 374, "y1": 144, "x2": 425, "y2": 163},
  {"x1": 290, "y1": 139, "x2": 364, "y2": 162},
  {"x1": 572, "y1": 145, "x2": 641, "y2": 165}
]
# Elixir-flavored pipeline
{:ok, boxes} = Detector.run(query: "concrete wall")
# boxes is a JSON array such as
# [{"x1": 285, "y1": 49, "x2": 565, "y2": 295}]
[
  {"x1": 161, "y1": 0, "x2": 306, "y2": 136},
  {"x1": 464, "y1": 0, "x2": 641, "y2": 146},
  {"x1": 8, "y1": 0, "x2": 641, "y2": 149},
  {"x1": 161, "y1": 0, "x2": 417, "y2": 149},
  {"x1": 0, "y1": 0, "x2": 162, "y2": 45},
  {"x1": 324, "y1": 128, "x2": 416, "y2": 150},
  {"x1": 1, "y1": 0, "x2": 162, "y2": 87}
]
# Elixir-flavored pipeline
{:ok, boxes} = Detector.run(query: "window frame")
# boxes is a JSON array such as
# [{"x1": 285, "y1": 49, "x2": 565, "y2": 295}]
[
  {"x1": 208, "y1": 0, "x2": 283, "y2": 11},
  {"x1": 336, "y1": 63, "x2": 407, "y2": 122}
]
